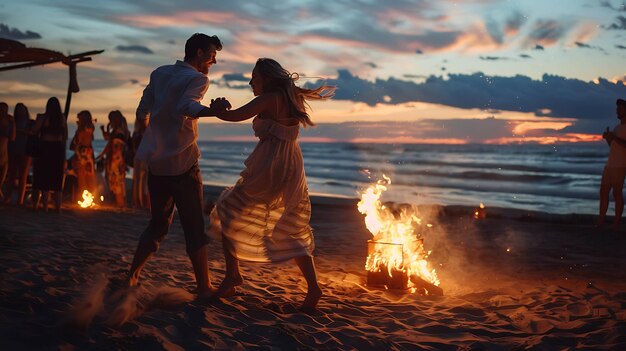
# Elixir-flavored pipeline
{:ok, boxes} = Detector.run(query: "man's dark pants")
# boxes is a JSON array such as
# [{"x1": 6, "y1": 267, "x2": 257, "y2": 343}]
[{"x1": 138, "y1": 162, "x2": 208, "y2": 254}]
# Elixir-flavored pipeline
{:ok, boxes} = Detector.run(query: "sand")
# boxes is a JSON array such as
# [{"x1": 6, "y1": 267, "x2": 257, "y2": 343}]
[{"x1": 1, "y1": 186, "x2": 625, "y2": 350}]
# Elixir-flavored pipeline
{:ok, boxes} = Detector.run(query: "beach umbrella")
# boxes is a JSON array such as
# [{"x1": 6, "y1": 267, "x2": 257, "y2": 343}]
[{"x1": 0, "y1": 38, "x2": 104, "y2": 118}]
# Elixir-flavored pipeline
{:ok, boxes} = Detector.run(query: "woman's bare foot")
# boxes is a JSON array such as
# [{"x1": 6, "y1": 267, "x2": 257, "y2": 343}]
[
  {"x1": 197, "y1": 285, "x2": 219, "y2": 300},
  {"x1": 211, "y1": 275, "x2": 243, "y2": 299},
  {"x1": 299, "y1": 285, "x2": 322, "y2": 312}
]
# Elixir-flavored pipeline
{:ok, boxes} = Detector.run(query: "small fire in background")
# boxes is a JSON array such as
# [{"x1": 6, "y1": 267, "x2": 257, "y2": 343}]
[
  {"x1": 358, "y1": 175, "x2": 442, "y2": 295},
  {"x1": 77, "y1": 190, "x2": 96, "y2": 208},
  {"x1": 474, "y1": 202, "x2": 486, "y2": 219}
]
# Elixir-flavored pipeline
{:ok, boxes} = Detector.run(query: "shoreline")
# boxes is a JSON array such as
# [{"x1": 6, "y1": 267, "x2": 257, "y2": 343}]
[{"x1": 201, "y1": 183, "x2": 600, "y2": 225}]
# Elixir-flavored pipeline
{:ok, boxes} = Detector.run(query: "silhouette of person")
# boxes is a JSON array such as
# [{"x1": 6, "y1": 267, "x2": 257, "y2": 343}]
[
  {"x1": 131, "y1": 116, "x2": 150, "y2": 210},
  {"x1": 30, "y1": 97, "x2": 67, "y2": 212},
  {"x1": 126, "y1": 34, "x2": 225, "y2": 298},
  {"x1": 4, "y1": 103, "x2": 31, "y2": 205},
  {"x1": 96, "y1": 110, "x2": 130, "y2": 207},
  {"x1": 70, "y1": 110, "x2": 97, "y2": 198},
  {"x1": 598, "y1": 98, "x2": 626, "y2": 228},
  {"x1": 207, "y1": 58, "x2": 335, "y2": 311},
  {"x1": 0, "y1": 102, "x2": 16, "y2": 203}
]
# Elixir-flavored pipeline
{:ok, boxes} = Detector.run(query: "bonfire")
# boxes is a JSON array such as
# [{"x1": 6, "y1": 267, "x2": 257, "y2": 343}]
[
  {"x1": 358, "y1": 175, "x2": 443, "y2": 295},
  {"x1": 77, "y1": 190, "x2": 97, "y2": 208}
]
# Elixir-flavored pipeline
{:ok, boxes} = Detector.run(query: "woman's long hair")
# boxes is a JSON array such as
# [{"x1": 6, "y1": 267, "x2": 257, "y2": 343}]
[
  {"x1": 77, "y1": 110, "x2": 94, "y2": 131},
  {"x1": 13, "y1": 103, "x2": 30, "y2": 131},
  {"x1": 108, "y1": 110, "x2": 130, "y2": 138},
  {"x1": 254, "y1": 58, "x2": 335, "y2": 127},
  {"x1": 45, "y1": 97, "x2": 65, "y2": 134}
]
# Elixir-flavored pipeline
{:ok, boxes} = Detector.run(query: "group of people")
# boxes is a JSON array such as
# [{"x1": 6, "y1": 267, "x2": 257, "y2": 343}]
[{"x1": 0, "y1": 99, "x2": 150, "y2": 212}]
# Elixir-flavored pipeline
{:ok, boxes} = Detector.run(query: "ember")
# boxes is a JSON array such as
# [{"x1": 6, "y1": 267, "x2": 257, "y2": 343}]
[
  {"x1": 474, "y1": 202, "x2": 486, "y2": 219},
  {"x1": 358, "y1": 175, "x2": 442, "y2": 295}
]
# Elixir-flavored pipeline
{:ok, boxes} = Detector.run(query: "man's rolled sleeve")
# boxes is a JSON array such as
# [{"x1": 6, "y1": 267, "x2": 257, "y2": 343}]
[{"x1": 177, "y1": 75, "x2": 209, "y2": 118}]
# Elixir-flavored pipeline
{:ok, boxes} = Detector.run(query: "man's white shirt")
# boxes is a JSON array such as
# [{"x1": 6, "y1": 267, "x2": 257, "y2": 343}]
[{"x1": 135, "y1": 60, "x2": 208, "y2": 176}]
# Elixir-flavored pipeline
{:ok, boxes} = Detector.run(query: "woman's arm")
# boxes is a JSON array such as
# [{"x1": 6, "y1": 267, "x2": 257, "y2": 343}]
[{"x1": 214, "y1": 94, "x2": 276, "y2": 122}]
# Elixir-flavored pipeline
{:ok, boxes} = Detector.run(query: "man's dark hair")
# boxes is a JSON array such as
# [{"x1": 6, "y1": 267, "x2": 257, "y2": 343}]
[
  {"x1": 618, "y1": 98, "x2": 626, "y2": 108},
  {"x1": 184, "y1": 34, "x2": 222, "y2": 61}
]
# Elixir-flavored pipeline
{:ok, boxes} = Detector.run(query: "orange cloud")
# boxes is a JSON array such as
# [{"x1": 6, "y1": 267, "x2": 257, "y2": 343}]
[
  {"x1": 349, "y1": 137, "x2": 468, "y2": 144},
  {"x1": 118, "y1": 10, "x2": 260, "y2": 28},
  {"x1": 512, "y1": 121, "x2": 572, "y2": 135},
  {"x1": 485, "y1": 133, "x2": 601, "y2": 144}
]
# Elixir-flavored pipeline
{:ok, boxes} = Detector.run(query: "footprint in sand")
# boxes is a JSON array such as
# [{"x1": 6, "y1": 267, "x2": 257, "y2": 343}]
[{"x1": 566, "y1": 302, "x2": 591, "y2": 317}]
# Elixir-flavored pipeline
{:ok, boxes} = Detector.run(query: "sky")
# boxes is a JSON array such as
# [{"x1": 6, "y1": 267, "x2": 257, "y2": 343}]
[{"x1": 1, "y1": 0, "x2": 626, "y2": 144}]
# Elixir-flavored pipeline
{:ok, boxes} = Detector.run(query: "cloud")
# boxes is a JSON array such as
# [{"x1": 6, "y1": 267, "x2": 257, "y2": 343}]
[
  {"x1": 573, "y1": 41, "x2": 606, "y2": 53},
  {"x1": 214, "y1": 73, "x2": 250, "y2": 89},
  {"x1": 0, "y1": 23, "x2": 41, "y2": 40},
  {"x1": 600, "y1": 1, "x2": 626, "y2": 11},
  {"x1": 306, "y1": 70, "x2": 626, "y2": 122},
  {"x1": 524, "y1": 20, "x2": 566, "y2": 48},
  {"x1": 607, "y1": 16, "x2": 626, "y2": 30},
  {"x1": 505, "y1": 11, "x2": 526, "y2": 36},
  {"x1": 480, "y1": 56, "x2": 509, "y2": 61},
  {"x1": 574, "y1": 42, "x2": 591, "y2": 48},
  {"x1": 115, "y1": 45, "x2": 154, "y2": 54}
]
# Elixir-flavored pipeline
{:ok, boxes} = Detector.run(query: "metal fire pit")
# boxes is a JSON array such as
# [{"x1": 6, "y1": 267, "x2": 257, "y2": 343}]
[{"x1": 366, "y1": 240, "x2": 408, "y2": 290}]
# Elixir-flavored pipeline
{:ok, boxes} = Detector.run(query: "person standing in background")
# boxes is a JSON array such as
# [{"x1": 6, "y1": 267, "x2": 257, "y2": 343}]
[
  {"x1": 4, "y1": 103, "x2": 32, "y2": 205},
  {"x1": 131, "y1": 116, "x2": 150, "y2": 210},
  {"x1": 598, "y1": 98, "x2": 626, "y2": 229},
  {"x1": 0, "y1": 102, "x2": 16, "y2": 203},
  {"x1": 97, "y1": 110, "x2": 130, "y2": 208},
  {"x1": 70, "y1": 110, "x2": 97, "y2": 198},
  {"x1": 31, "y1": 97, "x2": 67, "y2": 212}
]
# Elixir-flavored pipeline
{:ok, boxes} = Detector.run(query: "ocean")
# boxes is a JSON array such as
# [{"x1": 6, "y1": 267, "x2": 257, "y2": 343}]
[{"x1": 90, "y1": 138, "x2": 607, "y2": 215}]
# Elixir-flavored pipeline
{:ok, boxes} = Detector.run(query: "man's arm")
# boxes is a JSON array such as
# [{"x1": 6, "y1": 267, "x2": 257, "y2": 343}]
[
  {"x1": 604, "y1": 129, "x2": 626, "y2": 147},
  {"x1": 176, "y1": 75, "x2": 210, "y2": 119},
  {"x1": 136, "y1": 74, "x2": 155, "y2": 122}
]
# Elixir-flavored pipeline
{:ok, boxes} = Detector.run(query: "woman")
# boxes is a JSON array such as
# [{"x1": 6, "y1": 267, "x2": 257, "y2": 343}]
[
  {"x1": 209, "y1": 58, "x2": 335, "y2": 310},
  {"x1": 70, "y1": 110, "x2": 97, "y2": 197},
  {"x1": 97, "y1": 110, "x2": 129, "y2": 207},
  {"x1": 5, "y1": 103, "x2": 31, "y2": 205},
  {"x1": 131, "y1": 116, "x2": 149, "y2": 210},
  {"x1": 31, "y1": 97, "x2": 67, "y2": 212},
  {"x1": 0, "y1": 102, "x2": 16, "y2": 203}
]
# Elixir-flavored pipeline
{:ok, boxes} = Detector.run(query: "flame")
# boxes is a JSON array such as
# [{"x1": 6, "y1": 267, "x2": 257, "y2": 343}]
[
  {"x1": 358, "y1": 175, "x2": 440, "y2": 289},
  {"x1": 78, "y1": 190, "x2": 96, "y2": 208}
]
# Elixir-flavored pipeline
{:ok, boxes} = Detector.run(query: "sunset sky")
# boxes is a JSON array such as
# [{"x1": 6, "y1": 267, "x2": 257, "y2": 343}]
[{"x1": 1, "y1": 0, "x2": 626, "y2": 143}]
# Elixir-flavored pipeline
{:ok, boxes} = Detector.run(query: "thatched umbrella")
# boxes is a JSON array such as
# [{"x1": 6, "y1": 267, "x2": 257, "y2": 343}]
[{"x1": 0, "y1": 38, "x2": 104, "y2": 117}]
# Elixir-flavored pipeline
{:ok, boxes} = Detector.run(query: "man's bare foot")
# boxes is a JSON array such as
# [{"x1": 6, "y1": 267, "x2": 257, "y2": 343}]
[
  {"x1": 299, "y1": 285, "x2": 322, "y2": 312},
  {"x1": 211, "y1": 275, "x2": 243, "y2": 299},
  {"x1": 125, "y1": 274, "x2": 139, "y2": 288}
]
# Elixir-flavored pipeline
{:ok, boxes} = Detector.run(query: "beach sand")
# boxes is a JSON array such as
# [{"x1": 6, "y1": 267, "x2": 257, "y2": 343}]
[{"x1": 1, "y1": 185, "x2": 625, "y2": 350}]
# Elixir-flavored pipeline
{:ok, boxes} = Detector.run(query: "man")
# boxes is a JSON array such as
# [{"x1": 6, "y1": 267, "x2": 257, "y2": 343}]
[
  {"x1": 598, "y1": 98, "x2": 626, "y2": 229},
  {"x1": 126, "y1": 33, "x2": 223, "y2": 297}
]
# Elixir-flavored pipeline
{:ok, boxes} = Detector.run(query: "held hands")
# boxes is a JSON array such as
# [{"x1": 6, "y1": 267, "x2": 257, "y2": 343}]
[
  {"x1": 602, "y1": 127, "x2": 614, "y2": 142},
  {"x1": 210, "y1": 97, "x2": 232, "y2": 114}
]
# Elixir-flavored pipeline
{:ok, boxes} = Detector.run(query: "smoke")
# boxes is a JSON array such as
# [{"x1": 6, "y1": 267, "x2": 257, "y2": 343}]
[{"x1": 65, "y1": 270, "x2": 193, "y2": 329}]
